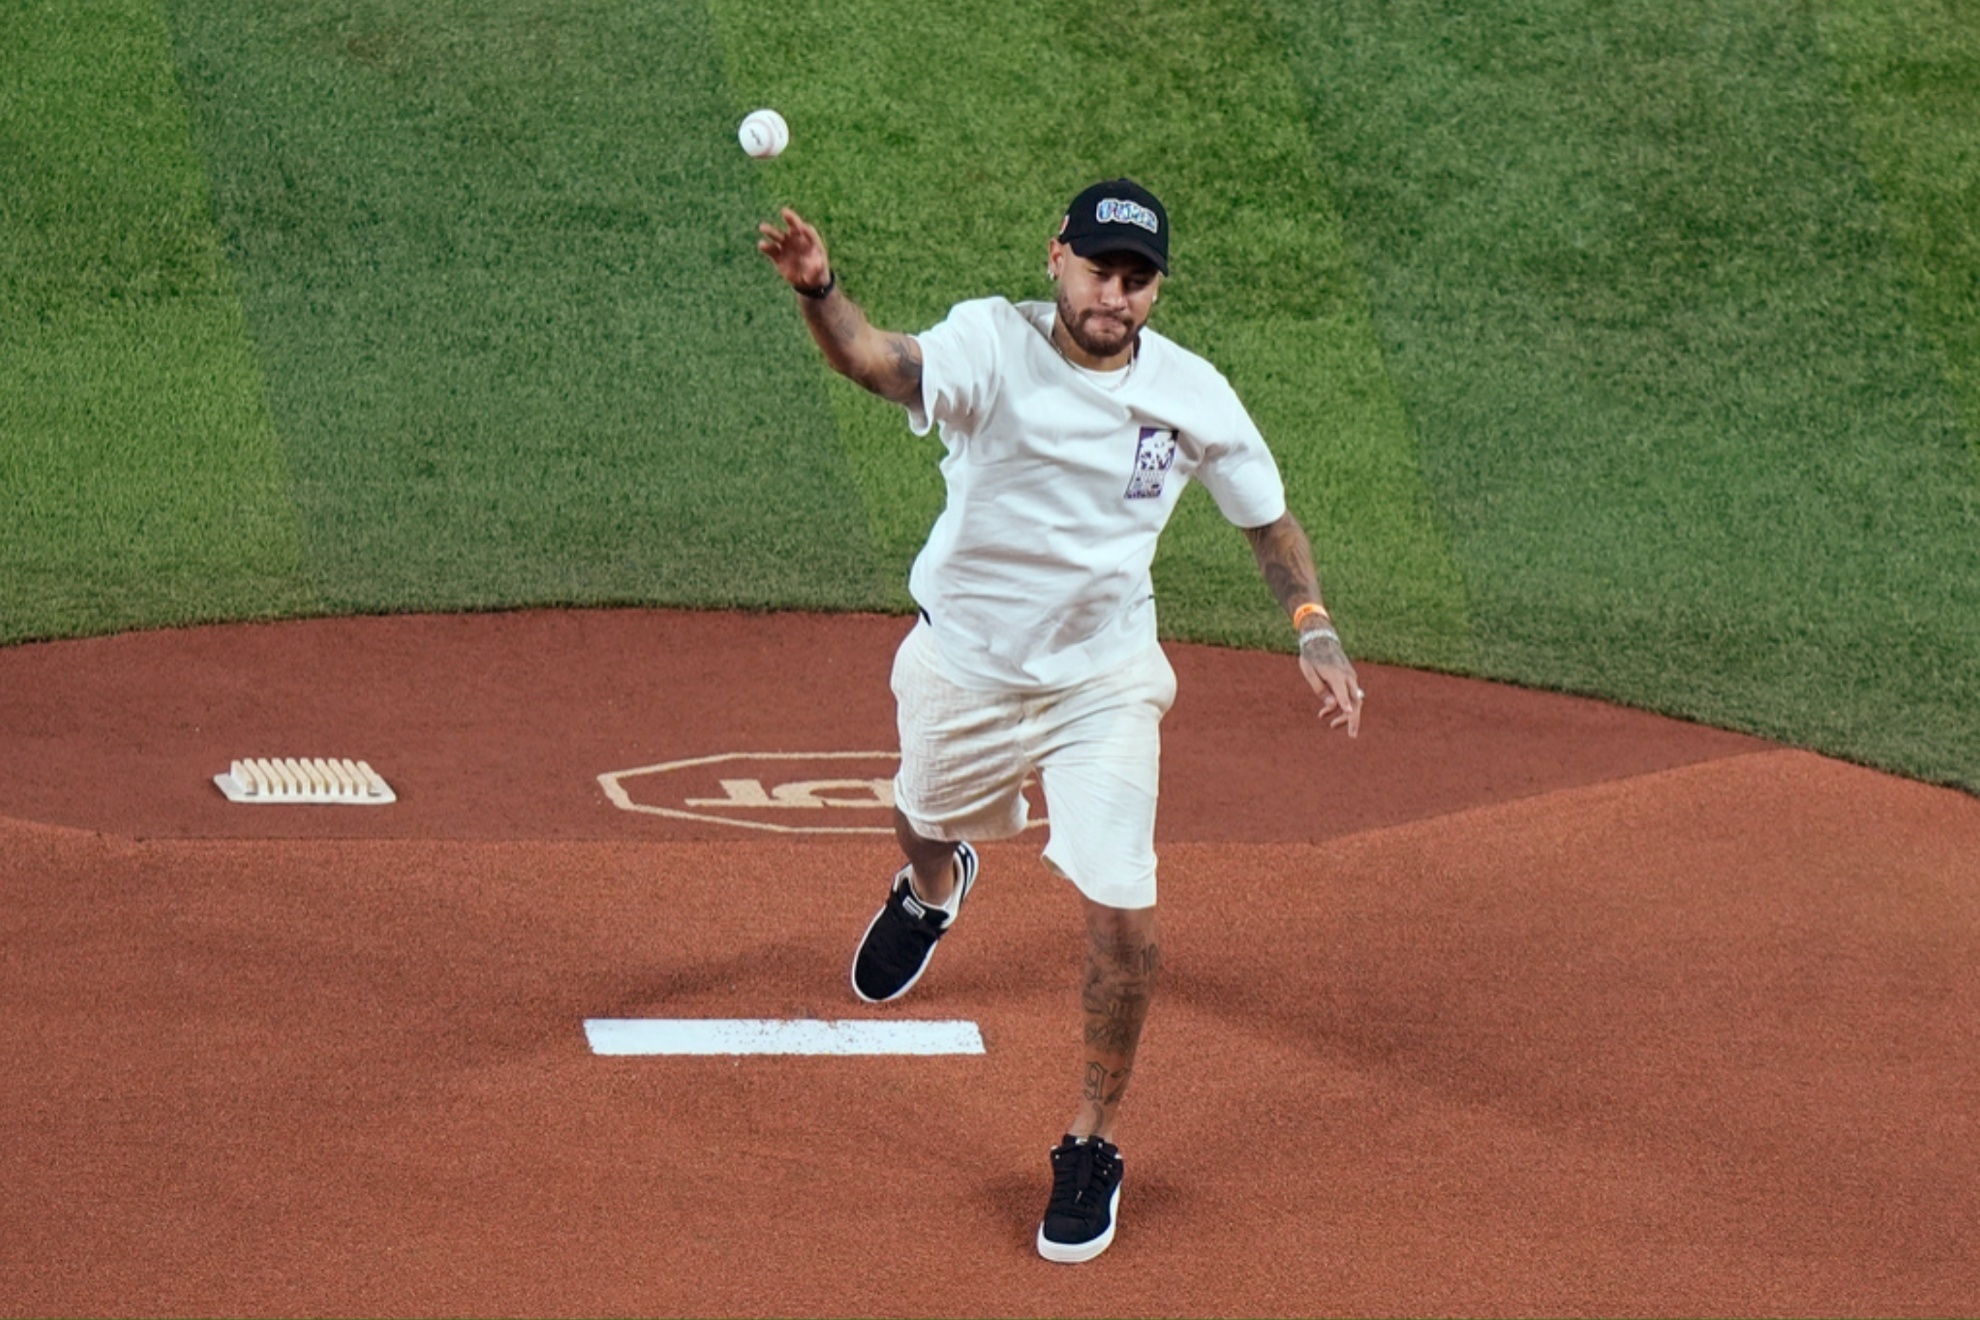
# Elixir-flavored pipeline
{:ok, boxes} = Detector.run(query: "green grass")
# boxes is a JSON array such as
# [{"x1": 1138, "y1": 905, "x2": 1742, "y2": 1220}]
[
  {"x1": 0, "y1": 0, "x2": 309, "y2": 642},
  {"x1": 1277, "y1": 0, "x2": 1980, "y2": 786},
  {"x1": 3, "y1": 0, "x2": 1977, "y2": 790},
  {"x1": 163, "y1": 0, "x2": 882, "y2": 613},
  {"x1": 1813, "y1": 0, "x2": 1980, "y2": 461}
]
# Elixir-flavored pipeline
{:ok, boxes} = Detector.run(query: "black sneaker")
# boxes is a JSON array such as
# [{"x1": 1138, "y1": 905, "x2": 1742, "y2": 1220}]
[
  {"x1": 1036, "y1": 1134, "x2": 1124, "y2": 1263},
  {"x1": 849, "y1": 842, "x2": 978, "y2": 1003}
]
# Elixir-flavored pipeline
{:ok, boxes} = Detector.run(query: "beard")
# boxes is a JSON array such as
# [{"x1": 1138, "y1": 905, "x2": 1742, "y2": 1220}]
[{"x1": 1056, "y1": 287, "x2": 1139, "y2": 359}]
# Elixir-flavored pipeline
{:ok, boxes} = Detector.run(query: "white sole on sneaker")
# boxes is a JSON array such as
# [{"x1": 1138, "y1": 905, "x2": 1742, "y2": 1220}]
[{"x1": 1035, "y1": 1182, "x2": 1120, "y2": 1264}]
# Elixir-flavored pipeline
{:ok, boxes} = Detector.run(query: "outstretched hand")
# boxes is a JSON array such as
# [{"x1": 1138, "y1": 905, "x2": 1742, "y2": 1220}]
[
  {"x1": 757, "y1": 207, "x2": 832, "y2": 290},
  {"x1": 1298, "y1": 627, "x2": 1363, "y2": 738}
]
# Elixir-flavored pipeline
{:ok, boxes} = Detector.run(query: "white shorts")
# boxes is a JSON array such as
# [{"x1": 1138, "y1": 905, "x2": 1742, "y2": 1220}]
[{"x1": 890, "y1": 620, "x2": 1177, "y2": 910}]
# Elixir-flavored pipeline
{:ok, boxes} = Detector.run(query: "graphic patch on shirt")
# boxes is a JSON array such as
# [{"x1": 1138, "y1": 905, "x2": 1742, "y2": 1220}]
[{"x1": 1124, "y1": 427, "x2": 1179, "y2": 500}]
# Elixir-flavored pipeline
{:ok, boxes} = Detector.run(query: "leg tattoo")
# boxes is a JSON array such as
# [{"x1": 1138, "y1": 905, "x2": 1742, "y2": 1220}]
[{"x1": 1072, "y1": 903, "x2": 1161, "y2": 1141}]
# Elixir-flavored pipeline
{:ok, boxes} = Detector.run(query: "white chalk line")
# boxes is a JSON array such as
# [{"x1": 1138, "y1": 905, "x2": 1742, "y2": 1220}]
[{"x1": 584, "y1": 1018, "x2": 985, "y2": 1056}]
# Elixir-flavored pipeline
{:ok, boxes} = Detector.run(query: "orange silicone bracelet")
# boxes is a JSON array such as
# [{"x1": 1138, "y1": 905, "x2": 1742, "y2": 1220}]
[{"x1": 1292, "y1": 602, "x2": 1331, "y2": 631}]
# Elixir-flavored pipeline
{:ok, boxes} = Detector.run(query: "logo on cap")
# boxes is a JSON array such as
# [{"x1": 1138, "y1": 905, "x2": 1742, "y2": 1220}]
[
  {"x1": 1095, "y1": 198, "x2": 1160, "y2": 234},
  {"x1": 1061, "y1": 179, "x2": 1170, "y2": 273}
]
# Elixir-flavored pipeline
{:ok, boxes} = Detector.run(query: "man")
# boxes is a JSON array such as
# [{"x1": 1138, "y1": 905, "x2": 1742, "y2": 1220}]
[{"x1": 756, "y1": 179, "x2": 1363, "y2": 1263}]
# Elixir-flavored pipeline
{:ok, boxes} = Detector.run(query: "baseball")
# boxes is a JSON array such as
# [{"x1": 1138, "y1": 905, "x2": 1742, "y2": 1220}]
[{"x1": 738, "y1": 108, "x2": 789, "y2": 159}]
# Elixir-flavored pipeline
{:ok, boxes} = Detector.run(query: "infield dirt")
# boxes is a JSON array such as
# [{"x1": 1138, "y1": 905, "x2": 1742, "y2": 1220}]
[{"x1": 2, "y1": 609, "x2": 1976, "y2": 1316}]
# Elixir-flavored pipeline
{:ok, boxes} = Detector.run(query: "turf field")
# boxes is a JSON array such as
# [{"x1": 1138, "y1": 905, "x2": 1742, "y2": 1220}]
[{"x1": 3, "y1": 0, "x2": 1976, "y2": 789}]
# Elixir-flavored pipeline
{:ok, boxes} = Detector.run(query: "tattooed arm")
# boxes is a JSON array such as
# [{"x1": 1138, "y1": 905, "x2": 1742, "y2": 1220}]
[
  {"x1": 1244, "y1": 511, "x2": 1364, "y2": 737},
  {"x1": 756, "y1": 207, "x2": 924, "y2": 407}
]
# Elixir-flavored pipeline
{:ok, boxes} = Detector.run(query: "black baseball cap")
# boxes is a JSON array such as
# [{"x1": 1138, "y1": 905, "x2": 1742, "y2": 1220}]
[{"x1": 1058, "y1": 178, "x2": 1169, "y2": 275}]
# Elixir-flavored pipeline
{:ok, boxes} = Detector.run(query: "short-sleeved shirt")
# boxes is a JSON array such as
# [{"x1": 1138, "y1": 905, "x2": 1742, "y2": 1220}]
[{"x1": 905, "y1": 297, "x2": 1287, "y2": 691}]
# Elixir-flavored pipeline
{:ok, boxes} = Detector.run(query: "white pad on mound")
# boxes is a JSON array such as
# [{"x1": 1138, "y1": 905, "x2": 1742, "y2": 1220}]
[
  {"x1": 214, "y1": 758, "x2": 396, "y2": 805},
  {"x1": 583, "y1": 1018, "x2": 985, "y2": 1056}
]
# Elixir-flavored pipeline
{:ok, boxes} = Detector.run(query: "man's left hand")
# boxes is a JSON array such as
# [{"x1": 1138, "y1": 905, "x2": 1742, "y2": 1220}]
[{"x1": 1298, "y1": 627, "x2": 1363, "y2": 738}]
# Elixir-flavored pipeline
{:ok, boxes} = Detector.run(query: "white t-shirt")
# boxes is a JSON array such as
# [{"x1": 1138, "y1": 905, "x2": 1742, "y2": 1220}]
[{"x1": 905, "y1": 296, "x2": 1288, "y2": 691}]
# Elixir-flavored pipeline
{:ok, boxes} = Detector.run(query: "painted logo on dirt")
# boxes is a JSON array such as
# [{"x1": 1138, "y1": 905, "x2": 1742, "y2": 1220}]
[{"x1": 600, "y1": 751, "x2": 1049, "y2": 836}]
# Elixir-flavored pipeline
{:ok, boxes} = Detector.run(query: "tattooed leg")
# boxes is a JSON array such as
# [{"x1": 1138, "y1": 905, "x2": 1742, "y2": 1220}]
[{"x1": 1070, "y1": 898, "x2": 1161, "y2": 1142}]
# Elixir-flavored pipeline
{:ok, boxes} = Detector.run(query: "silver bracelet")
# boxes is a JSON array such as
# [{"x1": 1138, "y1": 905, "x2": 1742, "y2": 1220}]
[{"x1": 1299, "y1": 625, "x2": 1340, "y2": 646}]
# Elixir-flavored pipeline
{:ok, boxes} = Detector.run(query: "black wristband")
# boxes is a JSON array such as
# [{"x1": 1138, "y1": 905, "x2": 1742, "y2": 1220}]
[{"x1": 796, "y1": 269, "x2": 836, "y2": 300}]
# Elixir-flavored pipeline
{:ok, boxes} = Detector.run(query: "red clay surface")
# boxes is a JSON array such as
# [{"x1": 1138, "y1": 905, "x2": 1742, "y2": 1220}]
[{"x1": 2, "y1": 608, "x2": 1977, "y2": 1316}]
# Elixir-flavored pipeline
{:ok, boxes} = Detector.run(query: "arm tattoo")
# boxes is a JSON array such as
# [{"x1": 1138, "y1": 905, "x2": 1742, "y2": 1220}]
[
  {"x1": 880, "y1": 333, "x2": 924, "y2": 406},
  {"x1": 803, "y1": 284, "x2": 864, "y2": 348},
  {"x1": 797, "y1": 286, "x2": 922, "y2": 406},
  {"x1": 1245, "y1": 513, "x2": 1323, "y2": 618}
]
